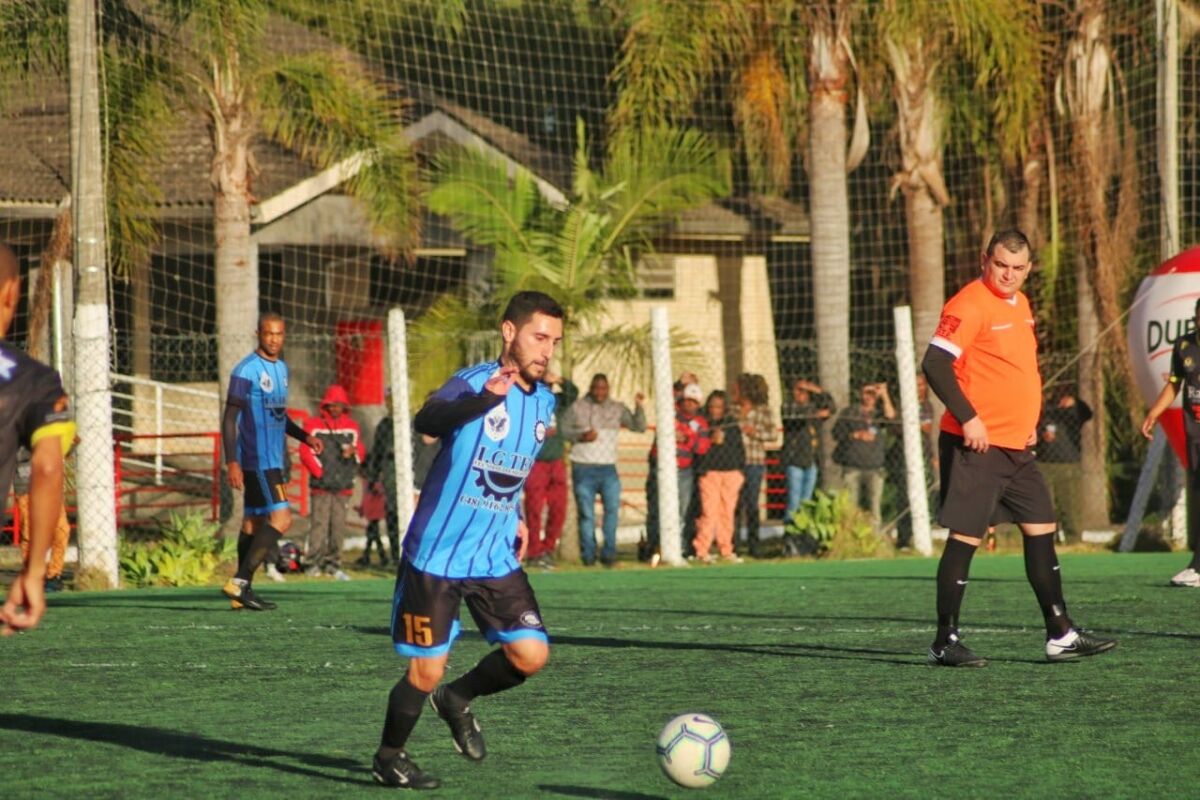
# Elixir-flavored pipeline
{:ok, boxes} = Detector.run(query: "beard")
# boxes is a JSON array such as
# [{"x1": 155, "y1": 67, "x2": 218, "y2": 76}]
[{"x1": 508, "y1": 341, "x2": 548, "y2": 385}]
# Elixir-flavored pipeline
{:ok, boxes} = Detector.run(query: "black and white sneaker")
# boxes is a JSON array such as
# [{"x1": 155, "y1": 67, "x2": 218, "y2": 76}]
[
  {"x1": 928, "y1": 634, "x2": 988, "y2": 667},
  {"x1": 1045, "y1": 629, "x2": 1117, "y2": 662},
  {"x1": 429, "y1": 686, "x2": 486, "y2": 761},
  {"x1": 372, "y1": 750, "x2": 440, "y2": 790}
]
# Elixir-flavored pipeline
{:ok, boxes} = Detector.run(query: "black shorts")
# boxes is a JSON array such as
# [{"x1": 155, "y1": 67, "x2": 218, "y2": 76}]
[
  {"x1": 244, "y1": 468, "x2": 289, "y2": 516},
  {"x1": 390, "y1": 561, "x2": 547, "y2": 658},
  {"x1": 937, "y1": 433, "x2": 1055, "y2": 537}
]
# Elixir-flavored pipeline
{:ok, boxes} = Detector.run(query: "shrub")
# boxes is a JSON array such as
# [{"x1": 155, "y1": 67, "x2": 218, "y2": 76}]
[
  {"x1": 781, "y1": 489, "x2": 886, "y2": 560},
  {"x1": 119, "y1": 512, "x2": 235, "y2": 588}
]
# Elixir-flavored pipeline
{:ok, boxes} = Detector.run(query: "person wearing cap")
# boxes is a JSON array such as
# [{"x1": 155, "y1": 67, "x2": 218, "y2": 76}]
[
  {"x1": 300, "y1": 384, "x2": 365, "y2": 580},
  {"x1": 562, "y1": 373, "x2": 646, "y2": 566},
  {"x1": 645, "y1": 380, "x2": 712, "y2": 562}
]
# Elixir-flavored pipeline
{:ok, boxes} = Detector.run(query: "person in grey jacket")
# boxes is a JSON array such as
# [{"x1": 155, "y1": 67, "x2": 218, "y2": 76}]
[{"x1": 561, "y1": 374, "x2": 645, "y2": 565}]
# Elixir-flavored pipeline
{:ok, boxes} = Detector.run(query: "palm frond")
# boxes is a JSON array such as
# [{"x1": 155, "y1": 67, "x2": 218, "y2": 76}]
[
  {"x1": 608, "y1": 0, "x2": 752, "y2": 132},
  {"x1": 0, "y1": 0, "x2": 67, "y2": 87},
  {"x1": 601, "y1": 126, "x2": 730, "y2": 253},
  {"x1": 574, "y1": 323, "x2": 706, "y2": 395},
  {"x1": 255, "y1": 50, "x2": 420, "y2": 255},
  {"x1": 160, "y1": 0, "x2": 267, "y2": 76},
  {"x1": 407, "y1": 292, "x2": 499, "y2": 403},
  {"x1": 426, "y1": 145, "x2": 546, "y2": 258}
]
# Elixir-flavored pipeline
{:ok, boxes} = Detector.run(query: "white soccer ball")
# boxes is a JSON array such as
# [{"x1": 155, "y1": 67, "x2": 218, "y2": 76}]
[{"x1": 655, "y1": 713, "x2": 731, "y2": 788}]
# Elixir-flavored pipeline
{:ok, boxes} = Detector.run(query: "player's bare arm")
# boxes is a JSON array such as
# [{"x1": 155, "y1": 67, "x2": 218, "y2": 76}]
[
  {"x1": 1141, "y1": 380, "x2": 1179, "y2": 439},
  {"x1": 1, "y1": 434, "x2": 63, "y2": 635}
]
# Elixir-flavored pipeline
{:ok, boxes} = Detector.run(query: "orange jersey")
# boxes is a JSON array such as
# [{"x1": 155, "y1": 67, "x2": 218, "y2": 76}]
[{"x1": 929, "y1": 279, "x2": 1041, "y2": 449}]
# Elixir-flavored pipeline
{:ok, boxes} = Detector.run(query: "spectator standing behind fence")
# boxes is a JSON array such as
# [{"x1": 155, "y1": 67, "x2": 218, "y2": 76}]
[
  {"x1": 733, "y1": 373, "x2": 776, "y2": 557},
  {"x1": 524, "y1": 375, "x2": 577, "y2": 569},
  {"x1": 563, "y1": 374, "x2": 645, "y2": 566},
  {"x1": 833, "y1": 382, "x2": 896, "y2": 527},
  {"x1": 1037, "y1": 387, "x2": 1093, "y2": 542},
  {"x1": 299, "y1": 384, "x2": 364, "y2": 580},
  {"x1": 780, "y1": 378, "x2": 835, "y2": 520},
  {"x1": 693, "y1": 390, "x2": 745, "y2": 564},
  {"x1": 360, "y1": 391, "x2": 441, "y2": 568},
  {"x1": 645, "y1": 382, "x2": 711, "y2": 563}
]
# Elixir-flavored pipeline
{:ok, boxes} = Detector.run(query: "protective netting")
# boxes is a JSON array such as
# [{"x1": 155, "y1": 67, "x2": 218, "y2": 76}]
[{"x1": 1, "y1": 0, "x2": 1197, "y2": 576}]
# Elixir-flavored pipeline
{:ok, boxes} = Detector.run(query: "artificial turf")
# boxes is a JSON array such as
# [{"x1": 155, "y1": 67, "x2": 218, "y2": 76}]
[{"x1": 0, "y1": 551, "x2": 1194, "y2": 798}]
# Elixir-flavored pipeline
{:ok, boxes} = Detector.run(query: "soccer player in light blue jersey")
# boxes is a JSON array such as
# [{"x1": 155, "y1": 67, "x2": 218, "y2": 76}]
[
  {"x1": 220, "y1": 313, "x2": 322, "y2": 611},
  {"x1": 371, "y1": 292, "x2": 564, "y2": 790}
]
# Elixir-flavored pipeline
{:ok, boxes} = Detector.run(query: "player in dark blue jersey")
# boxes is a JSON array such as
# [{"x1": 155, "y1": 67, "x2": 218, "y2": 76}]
[
  {"x1": 220, "y1": 313, "x2": 322, "y2": 611},
  {"x1": 371, "y1": 292, "x2": 564, "y2": 790},
  {"x1": 0, "y1": 244, "x2": 75, "y2": 635}
]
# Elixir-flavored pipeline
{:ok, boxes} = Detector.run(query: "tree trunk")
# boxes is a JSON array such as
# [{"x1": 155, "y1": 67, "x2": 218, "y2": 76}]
[
  {"x1": 905, "y1": 188, "x2": 945, "y2": 348},
  {"x1": 1018, "y1": 119, "x2": 1046, "y2": 251},
  {"x1": 1075, "y1": 261, "x2": 1110, "y2": 530},
  {"x1": 211, "y1": 75, "x2": 259, "y2": 535},
  {"x1": 808, "y1": 21, "x2": 853, "y2": 488}
]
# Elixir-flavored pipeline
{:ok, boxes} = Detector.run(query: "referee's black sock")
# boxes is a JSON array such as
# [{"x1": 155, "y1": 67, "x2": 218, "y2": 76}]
[
  {"x1": 445, "y1": 649, "x2": 527, "y2": 706},
  {"x1": 1187, "y1": 549, "x2": 1200, "y2": 571},
  {"x1": 935, "y1": 537, "x2": 978, "y2": 648},
  {"x1": 236, "y1": 529, "x2": 253, "y2": 573},
  {"x1": 1023, "y1": 532, "x2": 1073, "y2": 639},
  {"x1": 378, "y1": 677, "x2": 429, "y2": 756},
  {"x1": 236, "y1": 523, "x2": 282, "y2": 582}
]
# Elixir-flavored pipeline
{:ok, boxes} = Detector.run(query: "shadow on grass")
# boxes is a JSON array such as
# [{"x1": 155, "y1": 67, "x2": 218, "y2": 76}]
[
  {"x1": 537, "y1": 784, "x2": 667, "y2": 799},
  {"x1": 550, "y1": 633, "x2": 934, "y2": 667},
  {"x1": 0, "y1": 714, "x2": 368, "y2": 785}
]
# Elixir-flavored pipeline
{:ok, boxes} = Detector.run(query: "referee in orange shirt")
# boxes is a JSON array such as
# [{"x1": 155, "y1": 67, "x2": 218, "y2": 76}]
[{"x1": 921, "y1": 229, "x2": 1116, "y2": 666}]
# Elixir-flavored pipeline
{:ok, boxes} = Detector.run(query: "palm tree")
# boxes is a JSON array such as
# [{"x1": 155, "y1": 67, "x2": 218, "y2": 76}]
[
  {"x1": 158, "y1": 1, "x2": 420, "y2": 408},
  {"x1": 609, "y1": 0, "x2": 867, "y2": 482},
  {"x1": 1056, "y1": 0, "x2": 1141, "y2": 531},
  {"x1": 875, "y1": 0, "x2": 1043, "y2": 347},
  {"x1": 410, "y1": 121, "x2": 729, "y2": 400}
]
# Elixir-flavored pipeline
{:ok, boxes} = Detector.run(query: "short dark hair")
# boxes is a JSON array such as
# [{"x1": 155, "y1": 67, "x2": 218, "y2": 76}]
[
  {"x1": 590, "y1": 373, "x2": 608, "y2": 385},
  {"x1": 502, "y1": 291, "x2": 565, "y2": 327},
  {"x1": 985, "y1": 229, "x2": 1032, "y2": 259},
  {"x1": 257, "y1": 311, "x2": 284, "y2": 330}
]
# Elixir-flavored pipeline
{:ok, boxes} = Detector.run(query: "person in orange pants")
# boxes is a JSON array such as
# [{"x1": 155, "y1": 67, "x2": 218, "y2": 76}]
[
  {"x1": 15, "y1": 452, "x2": 71, "y2": 592},
  {"x1": 693, "y1": 391, "x2": 746, "y2": 563}
]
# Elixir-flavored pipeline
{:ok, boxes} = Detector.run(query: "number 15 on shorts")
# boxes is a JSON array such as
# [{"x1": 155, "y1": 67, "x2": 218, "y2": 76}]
[{"x1": 402, "y1": 613, "x2": 432, "y2": 647}]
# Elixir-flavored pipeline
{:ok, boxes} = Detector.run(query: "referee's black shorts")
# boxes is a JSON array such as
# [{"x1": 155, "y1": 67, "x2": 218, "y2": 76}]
[{"x1": 937, "y1": 432, "x2": 1055, "y2": 538}]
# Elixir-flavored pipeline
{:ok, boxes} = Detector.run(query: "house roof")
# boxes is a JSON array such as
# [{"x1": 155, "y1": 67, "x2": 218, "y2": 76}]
[{"x1": 0, "y1": 21, "x2": 809, "y2": 243}]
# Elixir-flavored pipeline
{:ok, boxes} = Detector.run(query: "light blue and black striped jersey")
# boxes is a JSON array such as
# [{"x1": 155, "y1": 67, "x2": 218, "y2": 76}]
[
  {"x1": 227, "y1": 352, "x2": 290, "y2": 471},
  {"x1": 405, "y1": 359, "x2": 556, "y2": 579}
]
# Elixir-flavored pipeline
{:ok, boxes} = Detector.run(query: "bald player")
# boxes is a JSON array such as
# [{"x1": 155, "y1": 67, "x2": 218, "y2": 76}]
[{"x1": 0, "y1": 243, "x2": 76, "y2": 635}]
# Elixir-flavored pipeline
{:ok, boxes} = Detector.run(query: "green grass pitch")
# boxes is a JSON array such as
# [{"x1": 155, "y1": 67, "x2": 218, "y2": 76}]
[{"x1": 0, "y1": 552, "x2": 1194, "y2": 798}]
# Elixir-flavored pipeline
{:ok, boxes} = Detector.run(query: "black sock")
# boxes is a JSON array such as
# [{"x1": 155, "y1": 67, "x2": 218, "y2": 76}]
[
  {"x1": 236, "y1": 531, "x2": 253, "y2": 573},
  {"x1": 935, "y1": 538, "x2": 978, "y2": 647},
  {"x1": 236, "y1": 524, "x2": 282, "y2": 581},
  {"x1": 379, "y1": 678, "x2": 429, "y2": 754},
  {"x1": 1024, "y1": 532, "x2": 1073, "y2": 639},
  {"x1": 1188, "y1": 550, "x2": 1200, "y2": 571},
  {"x1": 445, "y1": 650, "x2": 527, "y2": 706}
]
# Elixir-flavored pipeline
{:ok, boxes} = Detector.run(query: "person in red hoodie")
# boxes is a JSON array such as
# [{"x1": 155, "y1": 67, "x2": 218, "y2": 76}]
[
  {"x1": 299, "y1": 385, "x2": 365, "y2": 580},
  {"x1": 644, "y1": 381, "x2": 711, "y2": 562}
]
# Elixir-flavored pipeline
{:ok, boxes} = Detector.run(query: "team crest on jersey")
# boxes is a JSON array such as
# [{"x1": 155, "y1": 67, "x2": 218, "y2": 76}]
[
  {"x1": 534, "y1": 420, "x2": 547, "y2": 443},
  {"x1": 484, "y1": 404, "x2": 510, "y2": 441},
  {"x1": 1186, "y1": 356, "x2": 1195, "y2": 371},
  {"x1": 0, "y1": 351, "x2": 15, "y2": 381},
  {"x1": 470, "y1": 445, "x2": 532, "y2": 503},
  {"x1": 259, "y1": 371, "x2": 274, "y2": 392}
]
